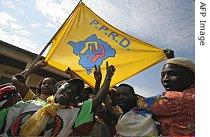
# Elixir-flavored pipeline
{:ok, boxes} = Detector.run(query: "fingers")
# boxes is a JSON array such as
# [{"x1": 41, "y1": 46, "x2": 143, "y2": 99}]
[
  {"x1": 65, "y1": 67, "x2": 72, "y2": 74},
  {"x1": 43, "y1": 60, "x2": 48, "y2": 65},
  {"x1": 94, "y1": 65, "x2": 101, "y2": 71},
  {"x1": 106, "y1": 61, "x2": 115, "y2": 72},
  {"x1": 110, "y1": 65, "x2": 116, "y2": 73},
  {"x1": 163, "y1": 48, "x2": 174, "y2": 59},
  {"x1": 112, "y1": 65, "x2": 116, "y2": 72},
  {"x1": 94, "y1": 65, "x2": 97, "y2": 70}
]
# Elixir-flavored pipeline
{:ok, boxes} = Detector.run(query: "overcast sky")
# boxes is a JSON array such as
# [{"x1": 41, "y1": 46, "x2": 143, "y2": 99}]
[{"x1": 0, "y1": 0, "x2": 195, "y2": 97}]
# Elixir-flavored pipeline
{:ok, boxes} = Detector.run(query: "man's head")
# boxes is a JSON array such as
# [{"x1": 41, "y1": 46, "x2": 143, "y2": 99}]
[
  {"x1": 54, "y1": 79, "x2": 84, "y2": 106},
  {"x1": 115, "y1": 84, "x2": 137, "y2": 113},
  {"x1": 53, "y1": 80, "x2": 67, "y2": 94},
  {"x1": 161, "y1": 57, "x2": 195, "y2": 91}
]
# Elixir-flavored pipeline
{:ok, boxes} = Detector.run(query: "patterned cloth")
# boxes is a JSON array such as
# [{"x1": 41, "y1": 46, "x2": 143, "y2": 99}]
[
  {"x1": 0, "y1": 100, "x2": 44, "y2": 136},
  {"x1": 20, "y1": 98, "x2": 93, "y2": 137},
  {"x1": 50, "y1": 108, "x2": 80, "y2": 137},
  {"x1": 20, "y1": 102, "x2": 64, "y2": 136},
  {"x1": 150, "y1": 85, "x2": 195, "y2": 136},
  {"x1": 69, "y1": 99, "x2": 94, "y2": 136},
  {"x1": 0, "y1": 85, "x2": 21, "y2": 110},
  {"x1": 115, "y1": 107, "x2": 158, "y2": 136},
  {"x1": 0, "y1": 98, "x2": 94, "y2": 137}
]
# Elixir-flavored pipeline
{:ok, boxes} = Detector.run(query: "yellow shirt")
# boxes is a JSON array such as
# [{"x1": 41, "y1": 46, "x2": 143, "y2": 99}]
[
  {"x1": 23, "y1": 89, "x2": 36, "y2": 101},
  {"x1": 23, "y1": 90, "x2": 47, "y2": 106}
]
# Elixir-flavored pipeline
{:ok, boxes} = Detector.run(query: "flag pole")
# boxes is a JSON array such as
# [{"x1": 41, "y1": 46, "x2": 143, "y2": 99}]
[{"x1": 23, "y1": 0, "x2": 82, "y2": 76}]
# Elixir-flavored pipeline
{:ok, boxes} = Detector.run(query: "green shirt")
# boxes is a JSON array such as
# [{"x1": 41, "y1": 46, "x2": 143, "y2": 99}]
[{"x1": 74, "y1": 98, "x2": 94, "y2": 128}]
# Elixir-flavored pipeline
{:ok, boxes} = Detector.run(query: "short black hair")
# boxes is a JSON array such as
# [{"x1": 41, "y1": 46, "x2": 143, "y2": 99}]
[
  {"x1": 118, "y1": 83, "x2": 135, "y2": 95},
  {"x1": 53, "y1": 80, "x2": 67, "y2": 93},
  {"x1": 67, "y1": 79, "x2": 84, "y2": 95}
]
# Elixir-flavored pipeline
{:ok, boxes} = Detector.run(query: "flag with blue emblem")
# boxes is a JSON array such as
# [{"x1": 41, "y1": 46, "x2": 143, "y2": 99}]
[{"x1": 45, "y1": 2, "x2": 166, "y2": 87}]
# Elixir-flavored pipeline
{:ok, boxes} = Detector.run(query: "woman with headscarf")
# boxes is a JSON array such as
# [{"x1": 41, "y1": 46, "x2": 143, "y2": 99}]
[{"x1": 149, "y1": 57, "x2": 195, "y2": 136}]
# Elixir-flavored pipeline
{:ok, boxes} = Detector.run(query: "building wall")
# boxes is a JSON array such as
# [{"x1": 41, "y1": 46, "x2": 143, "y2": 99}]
[
  {"x1": 0, "y1": 44, "x2": 32, "y2": 68},
  {"x1": 0, "y1": 41, "x2": 68, "y2": 87},
  {"x1": 27, "y1": 73, "x2": 43, "y2": 87},
  {"x1": 0, "y1": 64, "x2": 22, "y2": 83}
]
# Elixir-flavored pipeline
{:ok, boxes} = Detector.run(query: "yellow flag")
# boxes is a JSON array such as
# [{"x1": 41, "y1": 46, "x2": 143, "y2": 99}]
[{"x1": 45, "y1": 2, "x2": 166, "y2": 87}]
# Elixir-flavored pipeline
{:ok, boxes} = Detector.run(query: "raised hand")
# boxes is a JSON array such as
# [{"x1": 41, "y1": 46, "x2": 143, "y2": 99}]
[
  {"x1": 11, "y1": 74, "x2": 26, "y2": 85},
  {"x1": 106, "y1": 61, "x2": 115, "y2": 79},
  {"x1": 65, "y1": 67, "x2": 72, "y2": 74},
  {"x1": 163, "y1": 48, "x2": 174, "y2": 59},
  {"x1": 94, "y1": 65, "x2": 102, "y2": 82},
  {"x1": 92, "y1": 62, "x2": 115, "y2": 111},
  {"x1": 65, "y1": 67, "x2": 78, "y2": 79}
]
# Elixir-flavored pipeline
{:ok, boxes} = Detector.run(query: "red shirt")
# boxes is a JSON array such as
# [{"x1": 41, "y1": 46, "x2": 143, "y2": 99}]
[{"x1": 150, "y1": 85, "x2": 195, "y2": 136}]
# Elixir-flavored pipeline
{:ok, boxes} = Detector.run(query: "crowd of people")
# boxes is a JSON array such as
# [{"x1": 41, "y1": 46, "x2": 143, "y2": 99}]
[{"x1": 0, "y1": 49, "x2": 195, "y2": 136}]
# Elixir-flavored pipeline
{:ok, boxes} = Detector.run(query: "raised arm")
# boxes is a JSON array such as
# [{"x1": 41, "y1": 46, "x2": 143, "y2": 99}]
[
  {"x1": 93, "y1": 65, "x2": 102, "y2": 95},
  {"x1": 104, "y1": 97, "x2": 122, "y2": 121},
  {"x1": 11, "y1": 74, "x2": 28, "y2": 99},
  {"x1": 92, "y1": 62, "x2": 115, "y2": 111},
  {"x1": 21, "y1": 60, "x2": 47, "y2": 78},
  {"x1": 65, "y1": 67, "x2": 84, "y2": 80},
  {"x1": 11, "y1": 60, "x2": 47, "y2": 99}
]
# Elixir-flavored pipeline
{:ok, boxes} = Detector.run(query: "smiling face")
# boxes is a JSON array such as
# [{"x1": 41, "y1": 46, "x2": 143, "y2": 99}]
[
  {"x1": 54, "y1": 82, "x2": 81, "y2": 106},
  {"x1": 161, "y1": 63, "x2": 194, "y2": 91},
  {"x1": 40, "y1": 78, "x2": 54, "y2": 95}
]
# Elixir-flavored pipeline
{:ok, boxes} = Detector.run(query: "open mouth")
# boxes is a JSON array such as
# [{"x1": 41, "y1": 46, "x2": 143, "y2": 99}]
[
  {"x1": 163, "y1": 84, "x2": 175, "y2": 90},
  {"x1": 162, "y1": 82, "x2": 173, "y2": 88},
  {"x1": 61, "y1": 93, "x2": 69, "y2": 99},
  {"x1": 163, "y1": 85, "x2": 172, "y2": 88},
  {"x1": 42, "y1": 86, "x2": 50, "y2": 90}
]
